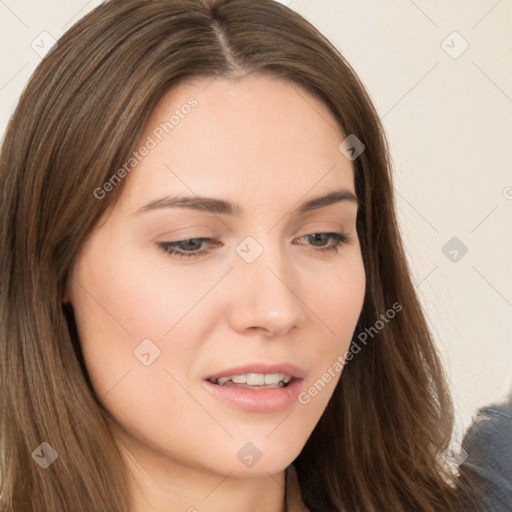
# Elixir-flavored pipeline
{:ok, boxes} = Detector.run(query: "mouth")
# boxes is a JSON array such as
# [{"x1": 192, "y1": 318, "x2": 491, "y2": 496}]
[
  {"x1": 203, "y1": 363, "x2": 305, "y2": 413},
  {"x1": 206, "y1": 372, "x2": 293, "y2": 389}
]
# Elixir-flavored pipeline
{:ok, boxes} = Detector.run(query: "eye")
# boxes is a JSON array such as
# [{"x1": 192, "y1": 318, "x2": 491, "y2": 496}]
[
  {"x1": 293, "y1": 232, "x2": 351, "y2": 254},
  {"x1": 157, "y1": 237, "x2": 217, "y2": 259},
  {"x1": 157, "y1": 232, "x2": 351, "y2": 259}
]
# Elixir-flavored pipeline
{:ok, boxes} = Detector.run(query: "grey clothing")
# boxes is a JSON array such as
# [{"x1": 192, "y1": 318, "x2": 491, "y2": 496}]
[{"x1": 458, "y1": 395, "x2": 512, "y2": 511}]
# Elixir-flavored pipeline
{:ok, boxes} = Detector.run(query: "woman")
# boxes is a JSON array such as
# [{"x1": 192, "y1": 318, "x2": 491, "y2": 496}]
[{"x1": 0, "y1": 0, "x2": 481, "y2": 510}]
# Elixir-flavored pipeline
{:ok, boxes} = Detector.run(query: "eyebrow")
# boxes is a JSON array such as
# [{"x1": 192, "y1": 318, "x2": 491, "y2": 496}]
[{"x1": 135, "y1": 188, "x2": 359, "y2": 217}]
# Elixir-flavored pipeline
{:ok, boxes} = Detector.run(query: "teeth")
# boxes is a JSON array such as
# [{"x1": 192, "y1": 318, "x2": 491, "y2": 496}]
[{"x1": 215, "y1": 373, "x2": 292, "y2": 386}]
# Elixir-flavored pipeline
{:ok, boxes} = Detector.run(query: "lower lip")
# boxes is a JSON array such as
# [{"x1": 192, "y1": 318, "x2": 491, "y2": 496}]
[{"x1": 203, "y1": 378, "x2": 304, "y2": 413}]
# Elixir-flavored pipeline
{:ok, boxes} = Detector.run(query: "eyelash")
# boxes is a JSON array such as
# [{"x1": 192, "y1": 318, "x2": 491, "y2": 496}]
[{"x1": 157, "y1": 232, "x2": 351, "y2": 259}]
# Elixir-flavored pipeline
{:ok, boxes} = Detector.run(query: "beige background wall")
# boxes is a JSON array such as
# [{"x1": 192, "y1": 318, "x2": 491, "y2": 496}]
[{"x1": 1, "y1": 0, "x2": 511, "y2": 437}]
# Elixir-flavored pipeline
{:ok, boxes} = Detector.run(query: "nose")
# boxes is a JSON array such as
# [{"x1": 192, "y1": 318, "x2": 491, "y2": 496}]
[{"x1": 226, "y1": 242, "x2": 307, "y2": 337}]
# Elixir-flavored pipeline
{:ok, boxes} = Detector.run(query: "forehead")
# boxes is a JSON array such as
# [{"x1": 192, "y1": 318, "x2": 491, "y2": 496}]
[{"x1": 116, "y1": 74, "x2": 354, "y2": 213}]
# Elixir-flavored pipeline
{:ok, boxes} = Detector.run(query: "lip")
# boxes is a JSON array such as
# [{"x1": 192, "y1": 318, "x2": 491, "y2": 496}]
[
  {"x1": 203, "y1": 362, "x2": 306, "y2": 413},
  {"x1": 204, "y1": 363, "x2": 306, "y2": 382}
]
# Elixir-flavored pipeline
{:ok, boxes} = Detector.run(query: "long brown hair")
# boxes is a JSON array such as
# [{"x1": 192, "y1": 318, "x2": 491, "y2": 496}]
[{"x1": 0, "y1": 0, "x2": 478, "y2": 510}]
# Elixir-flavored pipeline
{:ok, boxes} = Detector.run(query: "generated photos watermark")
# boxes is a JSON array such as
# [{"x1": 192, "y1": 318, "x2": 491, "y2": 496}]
[
  {"x1": 93, "y1": 96, "x2": 198, "y2": 200},
  {"x1": 298, "y1": 301, "x2": 402, "y2": 404}
]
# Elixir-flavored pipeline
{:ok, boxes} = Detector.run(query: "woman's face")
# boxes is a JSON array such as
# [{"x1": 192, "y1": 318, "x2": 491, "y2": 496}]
[{"x1": 66, "y1": 74, "x2": 366, "y2": 478}]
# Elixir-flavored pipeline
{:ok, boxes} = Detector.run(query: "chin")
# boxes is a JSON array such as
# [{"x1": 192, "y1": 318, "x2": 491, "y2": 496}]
[{"x1": 186, "y1": 437, "x2": 302, "y2": 478}]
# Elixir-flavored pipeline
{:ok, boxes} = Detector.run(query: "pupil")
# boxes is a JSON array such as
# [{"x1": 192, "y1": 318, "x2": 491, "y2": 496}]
[{"x1": 311, "y1": 233, "x2": 326, "y2": 246}]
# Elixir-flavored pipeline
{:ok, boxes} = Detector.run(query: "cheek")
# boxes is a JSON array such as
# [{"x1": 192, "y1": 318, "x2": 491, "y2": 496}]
[
  {"x1": 70, "y1": 230, "x2": 216, "y2": 351},
  {"x1": 68, "y1": 236, "x2": 222, "y2": 424},
  {"x1": 297, "y1": 254, "x2": 365, "y2": 407},
  {"x1": 69, "y1": 249, "x2": 211, "y2": 462},
  {"x1": 308, "y1": 252, "x2": 366, "y2": 346}
]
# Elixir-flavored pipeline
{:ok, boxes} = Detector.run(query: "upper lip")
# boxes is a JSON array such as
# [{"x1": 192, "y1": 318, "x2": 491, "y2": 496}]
[{"x1": 205, "y1": 362, "x2": 306, "y2": 382}]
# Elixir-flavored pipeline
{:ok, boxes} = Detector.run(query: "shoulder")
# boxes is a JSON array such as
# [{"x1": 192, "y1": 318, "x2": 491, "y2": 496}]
[{"x1": 458, "y1": 395, "x2": 512, "y2": 511}]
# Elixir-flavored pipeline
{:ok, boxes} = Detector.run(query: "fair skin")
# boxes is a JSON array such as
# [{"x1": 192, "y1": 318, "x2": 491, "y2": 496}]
[{"x1": 65, "y1": 74, "x2": 366, "y2": 512}]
